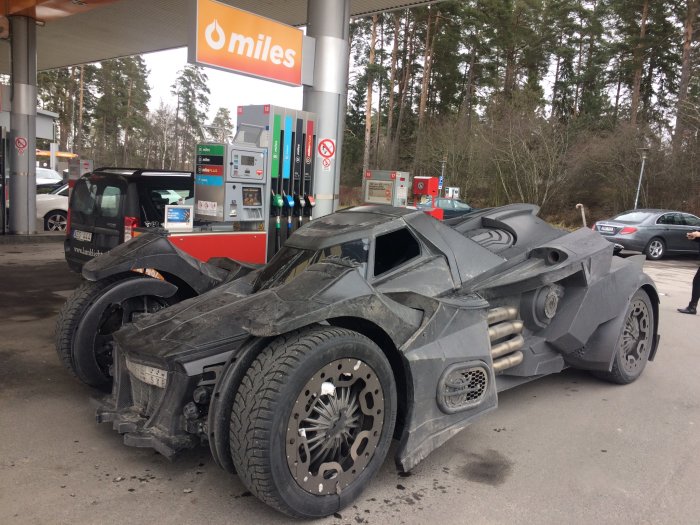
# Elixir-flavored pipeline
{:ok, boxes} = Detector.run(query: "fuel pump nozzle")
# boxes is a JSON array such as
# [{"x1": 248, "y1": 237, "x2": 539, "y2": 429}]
[
  {"x1": 272, "y1": 189, "x2": 284, "y2": 252},
  {"x1": 296, "y1": 195, "x2": 306, "y2": 228},
  {"x1": 304, "y1": 195, "x2": 316, "y2": 220},
  {"x1": 283, "y1": 191, "x2": 295, "y2": 236}
]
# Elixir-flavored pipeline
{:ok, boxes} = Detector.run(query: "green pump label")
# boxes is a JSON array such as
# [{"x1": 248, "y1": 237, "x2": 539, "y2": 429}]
[
  {"x1": 196, "y1": 144, "x2": 224, "y2": 156},
  {"x1": 271, "y1": 115, "x2": 281, "y2": 179}
]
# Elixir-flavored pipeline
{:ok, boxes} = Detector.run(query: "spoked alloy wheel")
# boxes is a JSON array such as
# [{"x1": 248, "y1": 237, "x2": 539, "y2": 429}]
[
  {"x1": 229, "y1": 326, "x2": 396, "y2": 518},
  {"x1": 45, "y1": 211, "x2": 67, "y2": 231},
  {"x1": 286, "y1": 358, "x2": 384, "y2": 496},
  {"x1": 618, "y1": 296, "x2": 651, "y2": 377},
  {"x1": 595, "y1": 289, "x2": 654, "y2": 384},
  {"x1": 645, "y1": 238, "x2": 665, "y2": 260}
]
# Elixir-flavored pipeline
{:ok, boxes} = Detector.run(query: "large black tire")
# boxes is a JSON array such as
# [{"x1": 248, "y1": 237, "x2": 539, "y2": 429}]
[
  {"x1": 55, "y1": 274, "x2": 172, "y2": 390},
  {"x1": 229, "y1": 326, "x2": 396, "y2": 518},
  {"x1": 644, "y1": 237, "x2": 665, "y2": 260},
  {"x1": 594, "y1": 289, "x2": 654, "y2": 384}
]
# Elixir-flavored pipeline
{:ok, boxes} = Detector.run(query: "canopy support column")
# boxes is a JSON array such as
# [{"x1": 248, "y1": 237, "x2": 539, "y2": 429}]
[
  {"x1": 303, "y1": 0, "x2": 350, "y2": 218},
  {"x1": 9, "y1": 16, "x2": 37, "y2": 234}
]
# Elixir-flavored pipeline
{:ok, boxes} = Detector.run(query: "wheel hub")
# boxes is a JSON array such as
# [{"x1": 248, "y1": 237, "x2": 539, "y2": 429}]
[
  {"x1": 286, "y1": 358, "x2": 384, "y2": 495},
  {"x1": 620, "y1": 298, "x2": 651, "y2": 374}
]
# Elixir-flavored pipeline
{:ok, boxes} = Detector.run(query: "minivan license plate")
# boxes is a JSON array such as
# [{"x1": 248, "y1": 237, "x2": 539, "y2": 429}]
[{"x1": 73, "y1": 229, "x2": 92, "y2": 242}]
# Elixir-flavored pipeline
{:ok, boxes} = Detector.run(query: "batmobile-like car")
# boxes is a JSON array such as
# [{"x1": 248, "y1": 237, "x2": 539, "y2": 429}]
[{"x1": 58, "y1": 204, "x2": 660, "y2": 518}]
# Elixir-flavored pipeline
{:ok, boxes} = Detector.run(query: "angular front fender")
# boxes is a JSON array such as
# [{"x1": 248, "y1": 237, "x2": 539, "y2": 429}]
[{"x1": 82, "y1": 233, "x2": 229, "y2": 295}]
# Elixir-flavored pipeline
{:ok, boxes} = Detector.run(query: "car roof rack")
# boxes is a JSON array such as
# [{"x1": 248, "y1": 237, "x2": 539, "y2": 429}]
[{"x1": 90, "y1": 167, "x2": 193, "y2": 178}]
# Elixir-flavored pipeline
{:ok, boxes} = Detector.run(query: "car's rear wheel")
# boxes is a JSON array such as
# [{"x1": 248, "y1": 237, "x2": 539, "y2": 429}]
[
  {"x1": 229, "y1": 326, "x2": 396, "y2": 518},
  {"x1": 644, "y1": 237, "x2": 665, "y2": 260},
  {"x1": 594, "y1": 289, "x2": 654, "y2": 384},
  {"x1": 55, "y1": 275, "x2": 173, "y2": 390},
  {"x1": 44, "y1": 210, "x2": 67, "y2": 232}
]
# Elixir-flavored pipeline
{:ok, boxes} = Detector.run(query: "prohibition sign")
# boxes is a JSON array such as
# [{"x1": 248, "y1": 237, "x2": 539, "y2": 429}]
[
  {"x1": 317, "y1": 138, "x2": 336, "y2": 159},
  {"x1": 15, "y1": 136, "x2": 28, "y2": 155}
]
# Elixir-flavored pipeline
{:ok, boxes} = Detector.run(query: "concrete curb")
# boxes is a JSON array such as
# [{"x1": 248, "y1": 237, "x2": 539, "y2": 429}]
[{"x1": 0, "y1": 233, "x2": 65, "y2": 244}]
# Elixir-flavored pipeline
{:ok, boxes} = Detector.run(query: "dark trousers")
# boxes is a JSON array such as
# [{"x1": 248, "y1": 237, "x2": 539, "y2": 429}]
[{"x1": 692, "y1": 265, "x2": 700, "y2": 307}]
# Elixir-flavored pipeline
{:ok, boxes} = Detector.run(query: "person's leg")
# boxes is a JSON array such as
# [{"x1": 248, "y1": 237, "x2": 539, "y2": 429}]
[
  {"x1": 691, "y1": 266, "x2": 700, "y2": 306},
  {"x1": 678, "y1": 265, "x2": 700, "y2": 314}
]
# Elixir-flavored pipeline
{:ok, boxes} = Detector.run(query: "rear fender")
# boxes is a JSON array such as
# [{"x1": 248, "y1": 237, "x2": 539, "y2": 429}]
[{"x1": 81, "y1": 233, "x2": 229, "y2": 294}]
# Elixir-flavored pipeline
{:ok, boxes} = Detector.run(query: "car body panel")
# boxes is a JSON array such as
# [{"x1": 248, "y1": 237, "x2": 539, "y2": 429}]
[
  {"x1": 93, "y1": 203, "x2": 660, "y2": 475},
  {"x1": 35, "y1": 184, "x2": 69, "y2": 228}
]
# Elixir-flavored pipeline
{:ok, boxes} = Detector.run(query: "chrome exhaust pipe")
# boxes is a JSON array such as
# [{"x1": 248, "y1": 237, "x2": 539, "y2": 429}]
[
  {"x1": 491, "y1": 334, "x2": 525, "y2": 359},
  {"x1": 488, "y1": 320, "x2": 524, "y2": 342},
  {"x1": 493, "y1": 351, "x2": 524, "y2": 372},
  {"x1": 487, "y1": 306, "x2": 518, "y2": 324}
]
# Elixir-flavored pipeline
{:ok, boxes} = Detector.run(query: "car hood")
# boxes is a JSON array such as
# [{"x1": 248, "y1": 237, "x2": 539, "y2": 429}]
[{"x1": 113, "y1": 260, "x2": 396, "y2": 365}]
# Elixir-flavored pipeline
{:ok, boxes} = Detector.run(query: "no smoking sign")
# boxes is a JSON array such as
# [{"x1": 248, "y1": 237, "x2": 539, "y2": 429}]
[{"x1": 317, "y1": 138, "x2": 336, "y2": 159}]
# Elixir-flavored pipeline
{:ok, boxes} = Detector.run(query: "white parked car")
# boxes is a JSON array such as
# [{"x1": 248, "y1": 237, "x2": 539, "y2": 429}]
[
  {"x1": 36, "y1": 183, "x2": 69, "y2": 231},
  {"x1": 36, "y1": 167, "x2": 64, "y2": 191}
]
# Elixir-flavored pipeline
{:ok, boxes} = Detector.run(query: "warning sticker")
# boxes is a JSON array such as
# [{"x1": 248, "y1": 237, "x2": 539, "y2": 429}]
[
  {"x1": 196, "y1": 200, "x2": 218, "y2": 216},
  {"x1": 365, "y1": 181, "x2": 393, "y2": 204}
]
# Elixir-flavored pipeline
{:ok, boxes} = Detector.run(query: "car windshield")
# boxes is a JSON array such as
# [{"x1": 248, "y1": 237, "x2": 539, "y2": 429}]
[
  {"x1": 37, "y1": 168, "x2": 62, "y2": 181},
  {"x1": 253, "y1": 239, "x2": 369, "y2": 292},
  {"x1": 50, "y1": 184, "x2": 69, "y2": 195},
  {"x1": 613, "y1": 211, "x2": 652, "y2": 223},
  {"x1": 452, "y1": 200, "x2": 472, "y2": 210}
]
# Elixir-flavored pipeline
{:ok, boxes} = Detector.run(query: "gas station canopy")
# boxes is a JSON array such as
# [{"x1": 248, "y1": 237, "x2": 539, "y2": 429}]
[{"x1": 0, "y1": 0, "x2": 435, "y2": 74}]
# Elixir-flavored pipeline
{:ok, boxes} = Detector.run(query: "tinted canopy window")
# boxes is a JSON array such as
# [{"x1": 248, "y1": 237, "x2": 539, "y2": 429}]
[
  {"x1": 254, "y1": 239, "x2": 369, "y2": 292},
  {"x1": 374, "y1": 228, "x2": 421, "y2": 277}
]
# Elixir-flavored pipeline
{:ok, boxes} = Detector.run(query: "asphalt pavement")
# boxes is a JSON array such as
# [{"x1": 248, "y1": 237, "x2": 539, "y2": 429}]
[{"x1": 0, "y1": 243, "x2": 698, "y2": 525}]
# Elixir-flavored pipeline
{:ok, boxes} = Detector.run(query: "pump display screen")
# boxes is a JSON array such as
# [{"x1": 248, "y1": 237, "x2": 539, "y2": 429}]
[
  {"x1": 240, "y1": 155, "x2": 256, "y2": 166},
  {"x1": 242, "y1": 187, "x2": 263, "y2": 206}
]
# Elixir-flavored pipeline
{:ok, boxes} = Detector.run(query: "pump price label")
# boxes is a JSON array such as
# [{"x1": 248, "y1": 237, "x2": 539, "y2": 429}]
[
  {"x1": 197, "y1": 144, "x2": 224, "y2": 156},
  {"x1": 197, "y1": 155, "x2": 224, "y2": 165},
  {"x1": 197, "y1": 165, "x2": 224, "y2": 176}
]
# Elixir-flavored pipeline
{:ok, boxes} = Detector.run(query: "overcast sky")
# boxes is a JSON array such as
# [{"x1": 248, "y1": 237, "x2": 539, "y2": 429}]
[{"x1": 142, "y1": 47, "x2": 303, "y2": 124}]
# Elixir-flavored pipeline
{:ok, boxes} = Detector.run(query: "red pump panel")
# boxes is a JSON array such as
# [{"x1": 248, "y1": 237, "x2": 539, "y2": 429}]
[
  {"x1": 422, "y1": 207, "x2": 444, "y2": 220},
  {"x1": 412, "y1": 176, "x2": 439, "y2": 197},
  {"x1": 168, "y1": 232, "x2": 268, "y2": 264}
]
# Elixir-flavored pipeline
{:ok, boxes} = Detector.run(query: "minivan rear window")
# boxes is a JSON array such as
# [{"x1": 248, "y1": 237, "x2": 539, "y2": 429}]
[
  {"x1": 138, "y1": 181, "x2": 194, "y2": 226},
  {"x1": 71, "y1": 177, "x2": 127, "y2": 220},
  {"x1": 72, "y1": 179, "x2": 97, "y2": 215}
]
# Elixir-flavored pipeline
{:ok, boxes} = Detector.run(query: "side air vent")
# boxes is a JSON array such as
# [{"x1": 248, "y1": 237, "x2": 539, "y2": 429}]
[{"x1": 437, "y1": 362, "x2": 489, "y2": 414}]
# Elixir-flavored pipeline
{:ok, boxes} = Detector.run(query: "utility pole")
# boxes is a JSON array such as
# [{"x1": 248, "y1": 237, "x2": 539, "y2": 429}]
[
  {"x1": 439, "y1": 155, "x2": 446, "y2": 197},
  {"x1": 633, "y1": 147, "x2": 649, "y2": 210}
]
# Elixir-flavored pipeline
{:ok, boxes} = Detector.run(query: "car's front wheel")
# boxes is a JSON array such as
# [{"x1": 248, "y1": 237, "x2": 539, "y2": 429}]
[
  {"x1": 44, "y1": 210, "x2": 67, "y2": 232},
  {"x1": 55, "y1": 275, "x2": 173, "y2": 390},
  {"x1": 644, "y1": 237, "x2": 665, "y2": 260},
  {"x1": 229, "y1": 326, "x2": 397, "y2": 518}
]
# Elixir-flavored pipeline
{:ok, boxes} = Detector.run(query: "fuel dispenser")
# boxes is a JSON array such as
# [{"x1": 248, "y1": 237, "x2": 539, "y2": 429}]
[
  {"x1": 178, "y1": 105, "x2": 316, "y2": 264},
  {"x1": 362, "y1": 170, "x2": 411, "y2": 207},
  {"x1": 412, "y1": 176, "x2": 443, "y2": 220}
]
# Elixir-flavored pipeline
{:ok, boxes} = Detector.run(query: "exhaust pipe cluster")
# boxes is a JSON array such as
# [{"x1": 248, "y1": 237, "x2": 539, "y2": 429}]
[{"x1": 487, "y1": 307, "x2": 525, "y2": 373}]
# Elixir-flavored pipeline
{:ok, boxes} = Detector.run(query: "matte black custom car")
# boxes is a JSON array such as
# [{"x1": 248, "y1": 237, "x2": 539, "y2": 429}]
[{"x1": 92, "y1": 204, "x2": 660, "y2": 518}]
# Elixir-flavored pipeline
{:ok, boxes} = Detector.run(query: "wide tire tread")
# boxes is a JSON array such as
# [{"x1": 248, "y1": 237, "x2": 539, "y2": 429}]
[
  {"x1": 229, "y1": 326, "x2": 362, "y2": 517},
  {"x1": 54, "y1": 274, "x2": 132, "y2": 383}
]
